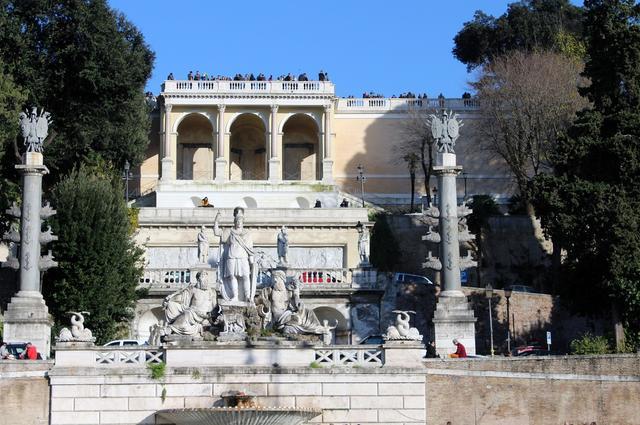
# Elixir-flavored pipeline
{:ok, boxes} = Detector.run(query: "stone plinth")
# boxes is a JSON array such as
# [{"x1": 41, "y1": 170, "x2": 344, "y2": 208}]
[
  {"x1": 383, "y1": 341, "x2": 425, "y2": 367},
  {"x1": 3, "y1": 292, "x2": 53, "y2": 358},
  {"x1": 432, "y1": 295, "x2": 477, "y2": 357}
]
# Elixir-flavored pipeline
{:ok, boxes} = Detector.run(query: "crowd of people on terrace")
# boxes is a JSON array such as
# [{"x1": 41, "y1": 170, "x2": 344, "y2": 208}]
[{"x1": 166, "y1": 70, "x2": 330, "y2": 82}]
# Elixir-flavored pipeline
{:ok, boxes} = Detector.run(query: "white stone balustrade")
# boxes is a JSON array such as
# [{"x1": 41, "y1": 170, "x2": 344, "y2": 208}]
[
  {"x1": 95, "y1": 348, "x2": 164, "y2": 366},
  {"x1": 288, "y1": 268, "x2": 379, "y2": 290},
  {"x1": 335, "y1": 97, "x2": 479, "y2": 112},
  {"x1": 139, "y1": 268, "x2": 193, "y2": 289},
  {"x1": 163, "y1": 80, "x2": 335, "y2": 95},
  {"x1": 314, "y1": 346, "x2": 384, "y2": 367}
]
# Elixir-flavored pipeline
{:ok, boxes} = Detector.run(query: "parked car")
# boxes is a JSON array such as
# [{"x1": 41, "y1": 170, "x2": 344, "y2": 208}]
[
  {"x1": 512, "y1": 344, "x2": 549, "y2": 356},
  {"x1": 507, "y1": 285, "x2": 537, "y2": 293},
  {"x1": 394, "y1": 273, "x2": 434, "y2": 286},
  {"x1": 359, "y1": 334, "x2": 385, "y2": 345},
  {"x1": 103, "y1": 340, "x2": 147, "y2": 347},
  {"x1": 3, "y1": 342, "x2": 43, "y2": 359}
]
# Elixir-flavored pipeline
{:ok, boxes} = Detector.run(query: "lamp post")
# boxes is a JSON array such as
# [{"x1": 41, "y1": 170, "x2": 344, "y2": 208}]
[
  {"x1": 485, "y1": 283, "x2": 495, "y2": 357},
  {"x1": 504, "y1": 286, "x2": 513, "y2": 354},
  {"x1": 123, "y1": 160, "x2": 131, "y2": 204},
  {"x1": 356, "y1": 164, "x2": 366, "y2": 207}
]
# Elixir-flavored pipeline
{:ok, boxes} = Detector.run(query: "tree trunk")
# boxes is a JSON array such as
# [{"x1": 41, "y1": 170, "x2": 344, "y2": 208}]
[{"x1": 409, "y1": 170, "x2": 416, "y2": 212}]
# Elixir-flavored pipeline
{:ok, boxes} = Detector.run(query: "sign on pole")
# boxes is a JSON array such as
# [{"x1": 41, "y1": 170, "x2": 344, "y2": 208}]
[{"x1": 546, "y1": 331, "x2": 552, "y2": 351}]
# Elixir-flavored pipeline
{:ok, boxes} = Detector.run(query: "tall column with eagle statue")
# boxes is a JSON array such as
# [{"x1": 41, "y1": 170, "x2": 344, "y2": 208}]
[
  {"x1": 422, "y1": 110, "x2": 477, "y2": 358},
  {"x1": 1, "y1": 107, "x2": 57, "y2": 358}
]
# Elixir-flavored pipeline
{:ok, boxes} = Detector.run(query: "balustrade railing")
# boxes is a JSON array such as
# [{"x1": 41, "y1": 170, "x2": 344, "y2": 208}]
[
  {"x1": 94, "y1": 348, "x2": 164, "y2": 365},
  {"x1": 337, "y1": 97, "x2": 479, "y2": 112},
  {"x1": 139, "y1": 268, "x2": 192, "y2": 289},
  {"x1": 314, "y1": 346, "x2": 384, "y2": 367},
  {"x1": 287, "y1": 268, "x2": 379, "y2": 290},
  {"x1": 164, "y1": 80, "x2": 334, "y2": 95}
]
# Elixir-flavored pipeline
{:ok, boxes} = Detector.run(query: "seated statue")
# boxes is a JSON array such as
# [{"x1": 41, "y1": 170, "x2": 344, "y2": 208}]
[
  {"x1": 163, "y1": 272, "x2": 217, "y2": 337},
  {"x1": 263, "y1": 270, "x2": 324, "y2": 336}
]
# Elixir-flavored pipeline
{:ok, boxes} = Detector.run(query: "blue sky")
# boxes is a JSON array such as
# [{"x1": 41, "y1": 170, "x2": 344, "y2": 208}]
[{"x1": 107, "y1": 1, "x2": 568, "y2": 98}]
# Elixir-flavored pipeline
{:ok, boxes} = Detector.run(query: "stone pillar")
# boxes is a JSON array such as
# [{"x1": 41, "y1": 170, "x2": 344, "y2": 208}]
[
  {"x1": 161, "y1": 103, "x2": 174, "y2": 181},
  {"x1": 3, "y1": 152, "x2": 55, "y2": 358},
  {"x1": 215, "y1": 104, "x2": 227, "y2": 183},
  {"x1": 429, "y1": 152, "x2": 477, "y2": 357},
  {"x1": 268, "y1": 105, "x2": 280, "y2": 182},
  {"x1": 322, "y1": 104, "x2": 334, "y2": 184}
]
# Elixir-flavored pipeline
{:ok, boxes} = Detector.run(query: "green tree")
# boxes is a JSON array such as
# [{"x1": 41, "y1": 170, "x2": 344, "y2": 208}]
[
  {"x1": 453, "y1": 0, "x2": 583, "y2": 70},
  {"x1": 0, "y1": 0, "x2": 154, "y2": 177},
  {"x1": 467, "y1": 195, "x2": 501, "y2": 288},
  {"x1": 370, "y1": 214, "x2": 400, "y2": 272},
  {"x1": 45, "y1": 165, "x2": 143, "y2": 343},
  {"x1": 0, "y1": 58, "x2": 26, "y2": 235},
  {"x1": 531, "y1": 0, "x2": 640, "y2": 347}
]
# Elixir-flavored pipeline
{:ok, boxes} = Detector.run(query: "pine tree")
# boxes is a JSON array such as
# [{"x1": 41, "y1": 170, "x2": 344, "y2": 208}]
[
  {"x1": 44, "y1": 165, "x2": 143, "y2": 343},
  {"x1": 532, "y1": 0, "x2": 640, "y2": 347}
]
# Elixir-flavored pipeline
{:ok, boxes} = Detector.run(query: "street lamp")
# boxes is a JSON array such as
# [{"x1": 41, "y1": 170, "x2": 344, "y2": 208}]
[
  {"x1": 123, "y1": 160, "x2": 131, "y2": 204},
  {"x1": 485, "y1": 283, "x2": 495, "y2": 357},
  {"x1": 504, "y1": 286, "x2": 513, "y2": 354},
  {"x1": 356, "y1": 164, "x2": 366, "y2": 208}
]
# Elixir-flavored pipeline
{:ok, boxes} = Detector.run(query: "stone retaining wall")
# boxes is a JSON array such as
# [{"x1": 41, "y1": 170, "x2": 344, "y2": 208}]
[
  {"x1": 48, "y1": 367, "x2": 426, "y2": 425},
  {"x1": 0, "y1": 360, "x2": 52, "y2": 425}
]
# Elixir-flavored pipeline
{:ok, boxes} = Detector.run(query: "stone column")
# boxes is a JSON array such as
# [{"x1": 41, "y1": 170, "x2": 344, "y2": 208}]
[
  {"x1": 215, "y1": 104, "x2": 227, "y2": 183},
  {"x1": 268, "y1": 105, "x2": 280, "y2": 182},
  {"x1": 161, "y1": 103, "x2": 174, "y2": 181},
  {"x1": 430, "y1": 152, "x2": 477, "y2": 357},
  {"x1": 322, "y1": 104, "x2": 334, "y2": 184},
  {"x1": 3, "y1": 152, "x2": 55, "y2": 358}
]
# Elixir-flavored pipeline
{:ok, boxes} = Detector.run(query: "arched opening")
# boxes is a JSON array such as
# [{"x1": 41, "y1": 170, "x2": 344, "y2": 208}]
[
  {"x1": 313, "y1": 306, "x2": 349, "y2": 344},
  {"x1": 229, "y1": 113, "x2": 267, "y2": 181},
  {"x1": 177, "y1": 113, "x2": 214, "y2": 181},
  {"x1": 136, "y1": 307, "x2": 164, "y2": 343},
  {"x1": 282, "y1": 114, "x2": 320, "y2": 181}
]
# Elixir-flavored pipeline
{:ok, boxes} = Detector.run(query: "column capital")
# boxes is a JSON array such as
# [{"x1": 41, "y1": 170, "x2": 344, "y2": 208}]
[
  {"x1": 218, "y1": 104, "x2": 226, "y2": 112},
  {"x1": 164, "y1": 103, "x2": 173, "y2": 112},
  {"x1": 324, "y1": 104, "x2": 332, "y2": 112},
  {"x1": 271, "y1": 104, "x2": 279, "y2": 112}
]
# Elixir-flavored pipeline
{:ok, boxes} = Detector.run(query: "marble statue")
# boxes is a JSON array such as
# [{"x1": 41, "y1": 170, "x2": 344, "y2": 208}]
[
  {"x1": 357, "y1": 222, "x2": 370, "y2": 265},
  {"x1": 197, "y1": 225, "x2": 209, "y2": 264},
  {"x1": 56, "y1": 311, "x2": 95, "y2": 343},
  {"x1": 320, "y1": 319, "x2": 338, "y2": 345},
  {"x1": 428, "y1": 110, "x2": 463, "y2": 154},
  {"x1": 277, "y1": 226, "x2": 289, "y2": 266},
  {"x1": 384, "y1": 310, "x2": 423, "y2": 341},
  {"x1": 262, "y1": 270, "x2": 325, "y2": 336},
  {"x1": 214, "y1": 207, "x2": 257, "y2": 304},
  {"x1": 163, "y1": 272, "x2": 217, "y2": 337},
  {"x1": 19, "y1": 107, "x2": 52, "y2": 153},
  {"x1": 148, "y1": 321, "x2": 166, "y2": 345}
]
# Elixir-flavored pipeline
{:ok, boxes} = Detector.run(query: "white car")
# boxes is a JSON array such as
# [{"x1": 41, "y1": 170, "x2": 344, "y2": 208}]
[
  {"x1": 394, "y1": 272, "x2": 434, "y2": 286},
  {"x1": 103, "y1": 339, "x2": 147, "y2": 347}
]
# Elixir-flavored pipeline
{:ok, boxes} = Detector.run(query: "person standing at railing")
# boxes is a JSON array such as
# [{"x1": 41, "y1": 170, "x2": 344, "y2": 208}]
[
  {"x1": 187, "y1": 71, "x2": 193, "y2": 80},
  {"x1": 167, "y1": 73, "x2": 174, "y2": 80}
]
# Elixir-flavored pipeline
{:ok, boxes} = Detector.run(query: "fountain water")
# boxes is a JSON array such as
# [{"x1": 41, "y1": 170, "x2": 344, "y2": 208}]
[{"x1": 156, "y1": 391, "x2": 321, "y2": 425}]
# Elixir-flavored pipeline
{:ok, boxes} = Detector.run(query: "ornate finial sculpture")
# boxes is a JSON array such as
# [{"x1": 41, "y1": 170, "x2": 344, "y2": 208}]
[
  {"x1": 384, "y1": 310, "x2": 423, "y2": 341},
  {"x1": 428, "y1": 110, "x2": 463, "y2": 154},
  {"x1": 56, "y1": 311, "x2": 95, "y2": 343},
  {"x1": 19, "y1": 107, "x2": 52, "y2": 153}
]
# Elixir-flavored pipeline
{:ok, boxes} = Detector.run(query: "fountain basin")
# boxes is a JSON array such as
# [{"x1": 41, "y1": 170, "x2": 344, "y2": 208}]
[{"x1": 156, "y1": 407, "x2": 321, "y2": 425}]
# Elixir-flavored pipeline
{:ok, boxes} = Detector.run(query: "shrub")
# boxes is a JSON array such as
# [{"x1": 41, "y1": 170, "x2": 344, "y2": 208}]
[{"x1": 570, "y1": 333, "x2": 611, "y2": 355}]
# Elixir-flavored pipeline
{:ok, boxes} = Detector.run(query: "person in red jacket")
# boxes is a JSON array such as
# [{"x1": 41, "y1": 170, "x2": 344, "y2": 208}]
[
  {"x1": 449, "y1": 338, "x2": 467, "y2": 358},
  {"x1": 20, "y1": 342, "x2": 38, "y2": 360}
]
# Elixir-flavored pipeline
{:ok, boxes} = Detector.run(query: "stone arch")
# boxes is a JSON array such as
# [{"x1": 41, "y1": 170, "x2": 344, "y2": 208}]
[
  {"x1": 176, "y1": 113, "x2": 215, "y2": 180},
  {"x1": 313, "y1": 306, "x2": 349, "y2": 345},
  {"x1": 281, "y1": 113, "x2": 321, "y2": 181},
  {"x1": 225, "y1": 111, "x2": 268, "y2": 134},
  {"x1": 135, "y1": 307, "x2": 164, "y2": 343},
  {"x1": 229, "y1": 113, "x2": 268, "y2": 181},
  {"x1": 173, "y1": 111, "x2": 216, "y2": 133}
]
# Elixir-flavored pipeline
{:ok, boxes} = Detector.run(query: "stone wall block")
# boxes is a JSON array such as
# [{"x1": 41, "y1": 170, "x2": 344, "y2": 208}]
[
  {"x1": 128, "y1": 396, "x2": 185, "y2": 410},
  {"x1": 350, "y1": 395, "x2": 403, "y2": 409},
  {"x1": 377, "y1": 382, "x2": 425, "y2": 396},
  {"x1": 322, "y1": 382, "x2": 378, "y2": 396},
  {"x1": 160, "y1": 383, "x2": 212, "y2": 397},
  {"x1": 403, "y1": 395, "x2": 426, "y2": 409},
  {"x1": 51, "y1": 384, "x2": 100, "y2": 398},
  {"x1": 322, "y1": 409, "x2": 378, "y2": 422},
  {"x1": 213, "y1": 383, "x2": 268, "y2": 396},
  {"x1": 378, "y1": 408, "x2": 426, "y2": 422},
  {"x1": 50, "y1": 411, "x2": 99, "y2": 425},
  {"x1": 295, "y1": 395, "x2": 349, "y2": 409},
  {"x1": 267, "y1": 382, "x2": 322, "y2": 396},
  {"x1": 74, "y1": 397, "x2": 128, "y2": 411},
  {"x1": 101, "y1": 384, "x2": 156, "y2": 397},
  {"x1": 99, "y1": 410, "x2": 155, "y2": 424}
]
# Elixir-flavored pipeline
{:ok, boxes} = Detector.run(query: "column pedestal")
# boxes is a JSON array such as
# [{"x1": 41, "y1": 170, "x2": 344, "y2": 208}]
[
  {"x1": 268, "y1": 158, "x2": 281, "y2": 183},
  {"x1": 215, "y1": 158, "x2": 227, "y2": 183},
  {"x1": 321, "y1": 159, "x2": 334, "y2": 184},
  {"x1": 161, "y1": 157, "x2": 174, "y2": 182},
  {"x1": 3, "y1": 291, "x2": 53, "y2": 359},
  {"x1": 433, "y1": 295, "x2": 477, "y2": 357}
]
